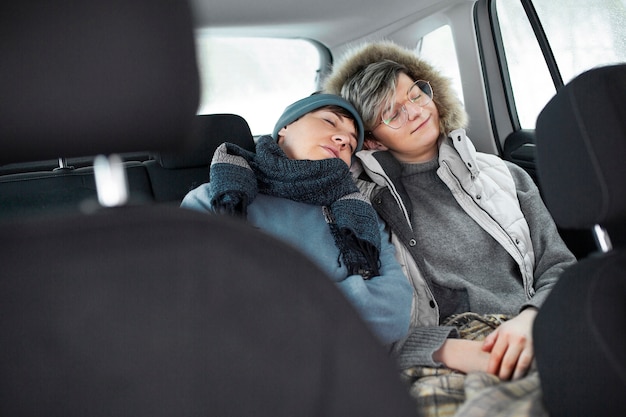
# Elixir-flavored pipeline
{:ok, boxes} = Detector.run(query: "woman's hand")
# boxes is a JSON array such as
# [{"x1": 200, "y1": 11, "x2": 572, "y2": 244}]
[
  {"x1": 482, "y1": 308, "x2": 537, "y2": 380},
  {"x1": 433, "y1": 339, "x2": 491, "y2": 374}
]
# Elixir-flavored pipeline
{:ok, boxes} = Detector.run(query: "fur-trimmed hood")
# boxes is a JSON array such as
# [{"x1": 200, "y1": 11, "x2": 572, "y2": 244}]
[{"x1": 323, "y1": 41, "x2": 468, "y2": 134}]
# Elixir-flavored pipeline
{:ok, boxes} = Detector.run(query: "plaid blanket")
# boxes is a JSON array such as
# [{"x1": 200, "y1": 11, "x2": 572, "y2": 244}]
[{"x1": 400, "y1": 313, "x2": 548, "y2": 417}]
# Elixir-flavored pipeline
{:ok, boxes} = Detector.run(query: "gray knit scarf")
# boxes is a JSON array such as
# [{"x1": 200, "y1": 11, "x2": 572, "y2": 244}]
[{"x1": 209, "y1": 135, "x2": 381, "y2": 279}]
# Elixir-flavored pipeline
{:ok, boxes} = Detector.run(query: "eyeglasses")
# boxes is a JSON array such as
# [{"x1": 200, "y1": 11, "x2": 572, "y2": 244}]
[{"x1": 376, "y1": 80, "x2": 433, "y2": 130}]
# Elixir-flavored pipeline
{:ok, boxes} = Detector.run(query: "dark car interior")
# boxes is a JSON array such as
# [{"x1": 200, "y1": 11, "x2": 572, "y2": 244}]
[
  {"x1": 1, "y1": 0, "x2": 625, "y2": 415},
  {"x1": 0, "y1": 1, "x2": 417, "y2": 415}
]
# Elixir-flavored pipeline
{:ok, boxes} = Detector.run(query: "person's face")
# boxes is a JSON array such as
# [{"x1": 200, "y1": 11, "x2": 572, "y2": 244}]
[
  {"x1": 368, "y1": 72, "x2": 441, "y2": 163},
  {"x1": 277, "y1": 108, "x2": 358, "y2": 166}
]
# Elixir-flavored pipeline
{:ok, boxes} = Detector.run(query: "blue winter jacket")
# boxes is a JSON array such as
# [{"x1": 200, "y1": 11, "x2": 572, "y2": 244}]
[{"x1": 181, "y1": 187, "x2": 413, "y2": 345}]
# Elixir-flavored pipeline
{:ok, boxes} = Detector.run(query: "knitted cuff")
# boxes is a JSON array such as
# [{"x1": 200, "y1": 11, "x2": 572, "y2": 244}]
[{"x1": 391, "y1": 326, "x2": 458, "y2": 369}]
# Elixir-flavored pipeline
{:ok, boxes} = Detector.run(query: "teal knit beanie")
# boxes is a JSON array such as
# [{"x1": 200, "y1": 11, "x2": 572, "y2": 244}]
[{"x1": 272, "y1": 94, "x2": 365, "y2": 152}]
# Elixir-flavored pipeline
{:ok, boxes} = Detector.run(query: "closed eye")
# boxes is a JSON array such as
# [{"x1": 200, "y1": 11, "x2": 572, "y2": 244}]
[
  {"x1": 409, "y1": 92, "x2": 423, "y2": 103},
  {"x1": 384, "y1": 110, "x2": 400, "y2": 123}
]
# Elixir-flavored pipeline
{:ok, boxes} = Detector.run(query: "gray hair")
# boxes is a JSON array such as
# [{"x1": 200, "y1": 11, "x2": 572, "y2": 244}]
[
  {"x1": 324, "y1": 41, "x2": 467, "y2": 134},
  {"x1": 340, "y1": 60, "x2": 408, "y2": 132}
]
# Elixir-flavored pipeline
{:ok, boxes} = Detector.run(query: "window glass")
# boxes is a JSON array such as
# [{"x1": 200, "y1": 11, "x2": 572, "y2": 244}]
[
  {"x1": 534, "y1": 0, "x2": 626, "y2": 83},
  {"x1": 418, "y1": 25, "x2": 465, "y2": 105},
  {"x1": 496, "y1": 0, "x2": 626, "y2": 128},
  {"x1": 195, "y1": 35, "x2": 322, "y2": 136},
  {"x1": 495, "y1": 0, "x2": 556, "y2": 128}
]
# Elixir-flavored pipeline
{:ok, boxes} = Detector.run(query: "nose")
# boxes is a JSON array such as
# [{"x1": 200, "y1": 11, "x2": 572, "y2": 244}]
[
  {"x1": 405, "y1": 100, "x2": 424, "y2": 120},
  {"x1": 332, "y1": 132, "x2": 351, "y2": 146}
]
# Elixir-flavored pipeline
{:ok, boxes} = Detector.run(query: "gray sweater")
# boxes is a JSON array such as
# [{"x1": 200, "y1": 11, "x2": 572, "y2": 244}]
[
  {"x1": 403, "y1": 158, "x2": 528, "y2": 318},
  {"x1": 390, "y1": 158, "x2": 575, "y2": 368}
]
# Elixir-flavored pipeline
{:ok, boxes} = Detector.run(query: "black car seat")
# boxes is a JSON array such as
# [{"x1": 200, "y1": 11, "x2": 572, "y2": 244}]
[
  {"x1": 0, "y1": 1, "x2": 415, "y2": 416},
  {"x1": 533, "y1": 64, "x2": 626, "y2": 416},
  {"x1": 144, "y1": 113, "x2": 255, "y2": 203}
]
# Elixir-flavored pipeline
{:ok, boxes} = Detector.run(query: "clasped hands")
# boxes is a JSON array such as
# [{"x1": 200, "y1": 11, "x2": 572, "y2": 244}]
[{"x1": 433, "y1": 308, "x2": 537, "y2": 380}]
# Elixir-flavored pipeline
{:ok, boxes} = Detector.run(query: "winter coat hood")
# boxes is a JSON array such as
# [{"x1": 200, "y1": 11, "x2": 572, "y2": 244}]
[{"x1": 323, "y1": 41, "x2": 468, "y2": 135}]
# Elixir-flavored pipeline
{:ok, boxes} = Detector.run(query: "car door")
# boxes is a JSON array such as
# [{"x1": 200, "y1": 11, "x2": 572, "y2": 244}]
[{"x1": 478, "y1": 0, "x2": 626, "y2": 258}]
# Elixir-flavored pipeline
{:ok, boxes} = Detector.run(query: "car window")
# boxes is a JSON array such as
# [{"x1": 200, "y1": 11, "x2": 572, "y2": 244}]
[
  {"x1": 418, "y1": 24, "x2": 465, "y2": 105},
  {"x1": 195, "y1": 35, "x2": 324, "y2": 136},
  {"x1": 495, "y1": 0, "x2": 626, "y2": 128}
]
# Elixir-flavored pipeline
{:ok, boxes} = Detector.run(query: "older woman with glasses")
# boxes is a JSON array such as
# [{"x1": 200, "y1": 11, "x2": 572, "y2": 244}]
[{"x1": 324, "y1": 41, "x2": 576, "y2": 385}]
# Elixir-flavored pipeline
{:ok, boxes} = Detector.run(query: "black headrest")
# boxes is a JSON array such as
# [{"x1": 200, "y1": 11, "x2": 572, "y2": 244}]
[
  {"x1": 535, "y1": 64, "x2": 626, "y2": 230},
  {"x1": 0, "y1": 0, "x2": 200, "y2": 165},
  {"x1": 155, "y1": 114, "x2": 256, "y2": 169}
]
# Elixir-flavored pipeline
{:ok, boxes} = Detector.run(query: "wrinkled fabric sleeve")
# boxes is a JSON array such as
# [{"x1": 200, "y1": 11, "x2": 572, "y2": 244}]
[
  {"x1": 336, "y1": 219, "x2": 413, "y2": 345},
  {"x1": 390, "y1": 325, "x2": 459, "y2": 368},
  {"x1": 180, "y1": 183, "x2": 213, "y2": 212}
]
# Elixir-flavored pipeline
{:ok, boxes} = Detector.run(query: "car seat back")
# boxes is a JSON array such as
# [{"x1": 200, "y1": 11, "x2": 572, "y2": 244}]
[
  {"x1": 0, "y1": 1, "x2": 415, "y2": 415},
  {"x1": 533, "y1": 64, "x2": 626, "y2": 417},
  {"x1": 144, "y1": 113, "x2": 255, "y2": 203}
]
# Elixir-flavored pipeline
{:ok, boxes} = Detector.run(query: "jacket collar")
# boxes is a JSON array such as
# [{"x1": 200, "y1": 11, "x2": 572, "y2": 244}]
[
  {"x1": 353, "y1": 129, "x2": 480, "y2": 226},
  {"x1": 354, "y1": 149, "x2": 413, "y2": 227},
  {"x1": 440, "y1": 129, "x2": 480, "y2": 178}
]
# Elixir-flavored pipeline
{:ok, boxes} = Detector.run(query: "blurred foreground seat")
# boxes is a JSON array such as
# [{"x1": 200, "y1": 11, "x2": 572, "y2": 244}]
[
  {"x1": 0, "y1": 1, "x2": 415, "y2": 415},
  {"x1": 533, "y1": 64, "x2": 626, "y2": 417}
]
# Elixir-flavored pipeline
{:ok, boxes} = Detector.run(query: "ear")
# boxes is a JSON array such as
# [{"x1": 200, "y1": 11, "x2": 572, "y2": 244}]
[{"x1": 364, "y1": 137, "x2": 388, "y2": 151}]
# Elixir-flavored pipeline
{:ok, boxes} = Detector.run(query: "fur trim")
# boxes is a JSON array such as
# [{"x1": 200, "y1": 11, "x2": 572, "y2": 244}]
[{"x1": 323, "y1": 41, "x2": 468, "y2": 134}]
